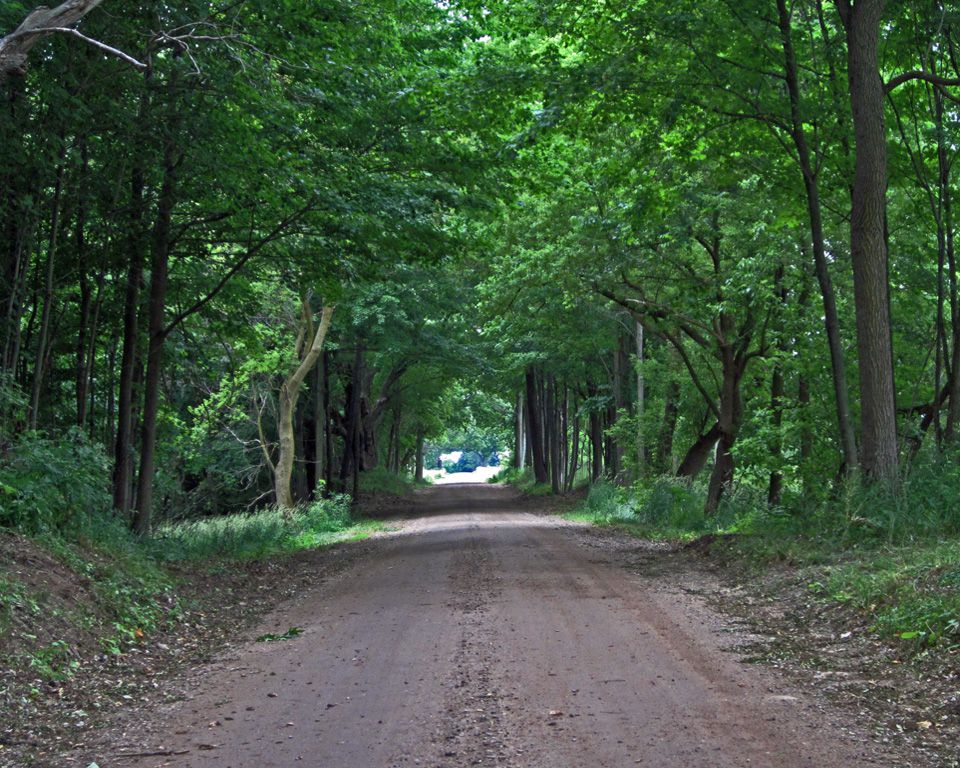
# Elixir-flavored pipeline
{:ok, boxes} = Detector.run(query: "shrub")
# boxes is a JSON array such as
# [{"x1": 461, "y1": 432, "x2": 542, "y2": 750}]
[{"x1": 0, "y1": 428, "x2": 111, "y2": 533}]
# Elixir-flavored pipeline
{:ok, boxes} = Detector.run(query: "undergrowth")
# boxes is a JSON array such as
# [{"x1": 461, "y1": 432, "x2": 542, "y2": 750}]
[
  {"x1": 489, "y1": 466, "x2": 564, "y2": 495},
  {"x1": 358, "y1": 466, "x2": 418, "y2": 495},
  {"x1": 0, "y1": 433, "x2": 374, "y2": 681},
  {"x1": 569, "y1": 462, "x2": 960, "y2": 653}
]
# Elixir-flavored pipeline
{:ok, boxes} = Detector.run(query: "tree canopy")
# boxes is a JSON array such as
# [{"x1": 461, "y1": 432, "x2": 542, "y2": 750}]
[{"x1": 4, "y1": 0, "x2": 960, "y2": 530}]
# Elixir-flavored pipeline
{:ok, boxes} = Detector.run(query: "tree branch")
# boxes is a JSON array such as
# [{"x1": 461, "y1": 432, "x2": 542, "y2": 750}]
[
  {"x1": 1, "y1": 0, "x2": 108, "y2": 82},
  {"x1": 886, "y1": 69, "x2": 960, "y2": 94},
  {"x1": 10, "y1": 26, "x2": 146, "y2": 70},
  {"x1": 162, "y1": 202, "x2": 313, "y2": 336}
]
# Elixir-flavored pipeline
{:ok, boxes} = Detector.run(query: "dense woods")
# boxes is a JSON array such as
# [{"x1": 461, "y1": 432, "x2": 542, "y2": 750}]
[{"x1": 4, "y1": 0, "x2": 960, "y2": 538}]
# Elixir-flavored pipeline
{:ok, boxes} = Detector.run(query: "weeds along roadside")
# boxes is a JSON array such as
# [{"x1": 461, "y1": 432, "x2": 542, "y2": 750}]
[
  {"x1": 0, "y1": 477, "x2": 374, "y2": 688},
  {"x1": 498, "y1": 459, "x2": 960, "y2": 655}
]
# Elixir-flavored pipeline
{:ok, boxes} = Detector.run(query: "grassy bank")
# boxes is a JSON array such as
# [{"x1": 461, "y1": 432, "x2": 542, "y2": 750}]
[
  {"x1": 0, "y1": 495, "x2": 375, "y2": 686},
  {"x1": 565, "y1": 473, "x2": 960, "y2": 653}
]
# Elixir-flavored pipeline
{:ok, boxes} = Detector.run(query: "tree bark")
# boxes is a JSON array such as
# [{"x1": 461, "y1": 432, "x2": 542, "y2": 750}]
[
  {"x1": 587, "y1": 379, "x2": 603, "y2": 481},
  {"x1": 525, "y1": 366, "x2": 548, "y2": 483},
  {"x1": 547, "y1": 374, "x2": 560, "y2": 494},
  {"x1": 677, "y1": 422, "x2": 721, "y2": 479},
  {"x1": 838, "y1": 0, "x2": 899, "y2": 479},
  {"x1": 131, "y1": 110, "x2": 178, "y2": 535},
  {"x1": 27, "y1": 150, "x2": 66, "y2": 430},
  {"x1": 768, "y1": 266, "x2": 787, "y2": 506},
  {"x1": 567, "y1": 395, "x2": 580, "y2": 491},
  {"x1": 635, "y1": 320, "x2": 645, "y2": 476},
  {"x1": 415, "y1": 430, "x2": 425, "y2": 482},
  {"x1": 705, "y1": 332, "x2": 743, "y2": 515},
  {"x1": 0, "y1": 0, "x2": 106, "y2": 83},
  {"x1": 322, "y1": 349, "x2": 333, "y2": 492},
  {"x1": 655, "y1": 378, "x2": 680, "y2": 474},
  {"x1": 112, "y1": 81, "x2": 149, "y2": 515},
  {"x1": 778, "y1": 0, "x2": 858, "y2": 472},
  {"x1": 275, "y1": 303, "x2": 335, "y2": 509}
]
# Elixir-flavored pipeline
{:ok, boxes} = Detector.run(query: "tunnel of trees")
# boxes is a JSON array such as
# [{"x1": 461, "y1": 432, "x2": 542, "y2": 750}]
[{"x1": 3, "y1": 0, "x2": 960, "y2": 534}]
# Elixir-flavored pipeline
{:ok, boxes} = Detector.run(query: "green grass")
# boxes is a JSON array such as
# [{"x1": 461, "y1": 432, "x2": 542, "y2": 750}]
[
  {"x1": 489, "y1": 466, "x2": 555, "y2": 495},
  {"x1": 570, "y1": 475, "x2": 960, "y2": 652},
  {"x1": 1, "y1": 494, "x2": 378, "y2": 673},
  {"x1": 358, "y1": 467, "x2": 417, "y2": 495},
  {"x1": 151, "y1": 496, "x2": 373, "y2": 561}
]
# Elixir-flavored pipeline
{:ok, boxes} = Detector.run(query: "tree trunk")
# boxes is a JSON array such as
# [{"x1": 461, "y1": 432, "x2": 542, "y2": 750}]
[
  {"x1": 0, "y1": 0, "x2": 107, "y2": 83},
  {"x1": 323, "y1": 350, "x2": 334, "y2": 493},
  {"x1": 415, "y1": 430, "x2": 425, "y2": 482},
  {"x1": 768, "y1": 266, "x2": 787, "y2": 506},
  {"x1": 547, "y1": 375, "x2": 560, "y2": 494},
  {"x1": 677, "y1": 422, "x2": 721, "y2": 479},
  {"x1": 705, "y1": 314, "x2": 744, "y2": 515},
  {"x1": 514, "y1": 391, "x2": 526, "y2": 469},
  {"x1": 112, "y1": 81, "x2": 150, "y2": 515},
  {"x1": 132, "y1": 114, "x2": 178, "y2": 535},
  {"x1": 635, "y1": 320, "x2": 645, "y2": 476},
  {"x1": 567, "y1": 398, "x2": 580, "y2": 491},
  {"x1": 28, "y1": 150, "x2": 66, "y2": 429},
  {"x1": 275, "y1": 303, "x2": 335, "y2": 509},
  {"x1": 587, "y1": 380, "x2": 603, "y2": 481},
  {"x1": 839, "y1": 0, "x2": 899, "y2": 479},
  {"x1": 655, "y1": 378, "x2": 680, "y2": 474},
  {"x1": 525, "y1": 366, "x2": 548, "y2": 483},
  {"x1": 778, "y1": 0, "x2": 858, "y2": 472}
]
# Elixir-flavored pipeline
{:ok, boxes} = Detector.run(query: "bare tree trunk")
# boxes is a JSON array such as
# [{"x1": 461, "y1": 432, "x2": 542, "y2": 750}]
[
  {"x1": 768, "y1": 266, "x2": 787, "y2": 506},
  {"x1": 677, "y1": 422, "x2": 721, "y2": 479},
  {"x1": 705, "y1": 336, "x2": 742, "y2": 514},
  {"x1": 415, "y1": 430, "x2": 425, "y2": 482},
  {"x1": 587, "y1": 379, "x2": 603, "y2": 481},
  {"x1": 567, "y1": 395, "x2": 580, "y2": 491},
  {"x1": 28, "y1": 150, "x2": 66, "y2": 429},
  {"x1": 778, "y1": 0, "x2": 858, "y2": 472},
  {"x1": 112, "y1": 82, "x2": 149, "y2": 515},
  {"x1": 0, "y1": 0, "x2": 106, "y2": 83},
  {"x1": 547, "y1": 375, "x2": 560, "y2": 494},
  {"x1": 525, "y1": 366, "x2": 548, "y2": 484},
  {"x1": 655, "y1": 378, "x2": 680, "y2": 474},
  {"x1": 322, "y1": 350, "x2": 333, "y2": 492},
  {"x1": 560, "y1": 385, "x2": 568, "y2": 490},
  {"x1": 515, "y1": 391, "x2": 526, "y2": 469},
  {"x1": 635, "y1": 320, "x2": 645, "y2": 476},
  {"x1": 275, "y1": 303, "x2": 335, "y2": 510},
  {"x1": 838, "y1": 0, "x2": 899, "y2": 479},
  {"x1": 132, "y1": 116, "x2": 178, "y2": 535}
]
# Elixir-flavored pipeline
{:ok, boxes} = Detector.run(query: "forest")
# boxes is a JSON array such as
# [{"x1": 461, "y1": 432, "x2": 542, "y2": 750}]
[
  {"x1": 6, "y1": 0, "x2": 960, "y2": 525},
  {"x1": 2, "y1": 0, "x2": 960, "y2": 763}
]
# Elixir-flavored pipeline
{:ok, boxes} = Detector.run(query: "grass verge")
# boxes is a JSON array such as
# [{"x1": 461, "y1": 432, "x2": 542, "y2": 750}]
[
  {"x1": 1, "y1": 495, "x2": 376, "y2": 682},
  {"x1": 568, "y1": 477, "x2": 960, "y2": 653}
]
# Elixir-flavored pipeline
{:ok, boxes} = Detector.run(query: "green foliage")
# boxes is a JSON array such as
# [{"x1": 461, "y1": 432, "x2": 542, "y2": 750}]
[
  {"x1": 359, "y1": 467, "x2": 415, "y2": 496},
  {"x1": 151, "y1": 496, "x2": 360, "y2": 561},
  {"x1": 26, "y1": 640, "x2": 79, "y2": 682},
  {"x1": 0, "y1": 429, "x2": 111, "y2": 533},
  {"x1": 256, "y1": 626, "x2": 304, "y2": 642},
  {"x1": 574, "y1": 451, "x2": 960, "y2": 649},
  {"x1": 491, "y1": 466, "x2": 553, "y2": 494}
]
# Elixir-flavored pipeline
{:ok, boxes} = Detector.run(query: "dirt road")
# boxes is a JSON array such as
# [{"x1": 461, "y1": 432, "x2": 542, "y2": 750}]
[{"x1": 116, "y1": 485, "x2": 887, "y2": 768}]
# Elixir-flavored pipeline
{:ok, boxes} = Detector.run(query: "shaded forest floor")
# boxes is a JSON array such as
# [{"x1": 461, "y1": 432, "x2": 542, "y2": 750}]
[{"x1": 1, "y1": 486, "x2": 958, "y2": 766}]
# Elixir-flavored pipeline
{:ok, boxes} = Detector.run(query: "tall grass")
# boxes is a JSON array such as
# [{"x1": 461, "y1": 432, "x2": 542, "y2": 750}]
[
  {"x1": 358, "y1": 467, "x2": 416, "y2": 495},
  {"x1": 570, "y1": 452, "x2": 960, "y2": 648},
  {"x1": 151, "y1": 495, "x2": 360, "y2": 561}
]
